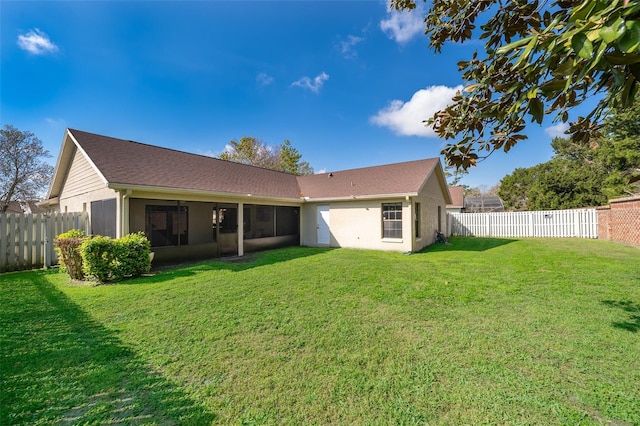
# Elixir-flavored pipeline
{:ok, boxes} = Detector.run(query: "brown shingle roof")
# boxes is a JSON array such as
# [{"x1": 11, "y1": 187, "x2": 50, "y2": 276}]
[
  {"x1": 296, "y1": 158, "x2": 440, "y2": 200},
  {"x1": 447, "y1": 186, "x2": 465, "y2": 208},
  {"x1": 69, "y1": 129, "x2": 302, "y2": 200},
  {"x1": 64, "y1": 129, "x2": 444, "y2": 202}
]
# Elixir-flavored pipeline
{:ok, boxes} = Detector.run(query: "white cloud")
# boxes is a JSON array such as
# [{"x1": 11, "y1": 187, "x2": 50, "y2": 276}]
[
  {"x1": 291, "y1": 72, "x2": 330, "y2": 94},
  {"x1": 380, "y1": 2, "x2": 424, "y2": 44},
  {"x1": 370, "y1": 85, "x2": 462, "y2": 137},
  {"x1": 545, "y1": 122, "x2": 570, "y2": 138},
  {"x1": 316, "y1": 168, "x2": 327, "y2": 174},
  {"x1": 338, "y1": 35, "x2": 364, "y2": 59},
  {"x1": 17, "y1": 29, "x2": 59, "y2": 55},
  {"x1": 256, "y1": 72, "x2": 274, "y2": 86}
]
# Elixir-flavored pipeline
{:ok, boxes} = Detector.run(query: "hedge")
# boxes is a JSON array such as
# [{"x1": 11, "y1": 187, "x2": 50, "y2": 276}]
[{"x1": 81, "y1": 232, "x2": 151, "y2": 283}]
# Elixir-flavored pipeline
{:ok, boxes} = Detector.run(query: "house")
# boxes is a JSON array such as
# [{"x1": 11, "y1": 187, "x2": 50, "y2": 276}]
[
  {"x1": 39, "y1": 129, "x2": 451, "y2": 262},
  {"x1": 4, "y1": 200, "x2": 47, "y2": 214},
  {"x1": 446, "y1": 186, "x2": 465, "y2": 213}
]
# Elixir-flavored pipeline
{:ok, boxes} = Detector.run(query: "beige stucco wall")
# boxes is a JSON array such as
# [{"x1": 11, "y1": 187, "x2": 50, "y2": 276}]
[
  {"x1": 411, "y1": 170, "x2": 448, "y2": 252},
  {"x1": 301, "y1": 199, "x2": 412, "y2": 252},
  {"x1": 57, "y1": 148, "x2": 118, "y2": 213},
  {"x1": 301, "y1": 169, "x2": 448, "y2": 253}
]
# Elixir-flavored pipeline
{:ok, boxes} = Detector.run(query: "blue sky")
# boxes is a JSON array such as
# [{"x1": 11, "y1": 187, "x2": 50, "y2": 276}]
[{"x1": 1, "y1": 1, "x2": 597, "y2": 188}]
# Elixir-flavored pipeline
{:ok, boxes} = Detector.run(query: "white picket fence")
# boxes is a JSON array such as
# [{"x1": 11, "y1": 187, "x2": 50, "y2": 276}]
[
  {"x1": 448, "y1": 209, "x2": 598, "y2": 239},
  {"x1": 0, "y1": 212, "x2": 89, "y2": 273}
]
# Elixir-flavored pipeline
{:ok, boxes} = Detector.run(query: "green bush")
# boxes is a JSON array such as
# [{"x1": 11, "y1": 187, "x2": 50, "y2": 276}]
[
  {"x1": 81, "y1": 232, "x2": 151, "y2": 283},
  {"x1": 117, "y1": 232, "x2": 152, "y2": 278},
  {"x1": 81, "y1": 236, "x2": 117, "y2": 283},
  {"x1": 54, "y1": 229, "x2": 86, "y2": 280}
]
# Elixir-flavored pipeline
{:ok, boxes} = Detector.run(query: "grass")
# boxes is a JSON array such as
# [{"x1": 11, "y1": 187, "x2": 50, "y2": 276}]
[{"x1": 1, "y1": 237, "x2": 640, "y2": 425}]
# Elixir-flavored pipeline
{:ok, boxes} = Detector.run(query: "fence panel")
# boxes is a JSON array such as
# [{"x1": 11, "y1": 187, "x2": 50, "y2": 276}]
[
  {"x1": 449, "y1": 209, "x2": 597, "y2": 239},
  {"x1": 0, "y1": 212, "x2": 89, "y2": 273}
]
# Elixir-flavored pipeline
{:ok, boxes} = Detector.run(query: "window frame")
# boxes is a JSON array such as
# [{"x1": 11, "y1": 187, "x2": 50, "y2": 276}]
[
  {"x1": 381, "y1": 202, "x2": 403, "y2": 239},
  {"x1": 415, "y1": 202, "x2": 421, "y2": 239}
]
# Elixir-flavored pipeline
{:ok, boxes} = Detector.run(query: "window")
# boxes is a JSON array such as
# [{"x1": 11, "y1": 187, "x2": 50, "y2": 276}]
[
  {"x1": 382, "y1": 203, "x2": 402, "y2": 239},
  {"x1": 146, "y1": 205, "x2": 188, "y2": 247},
  {"x1": 415, "y1": 202, "x2": 421, "y2": 238}
]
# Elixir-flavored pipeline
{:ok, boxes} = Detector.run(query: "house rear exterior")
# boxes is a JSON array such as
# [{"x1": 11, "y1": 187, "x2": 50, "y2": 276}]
[{"x1": 40, "y1": 129, "x2": 451, "y2": 262}]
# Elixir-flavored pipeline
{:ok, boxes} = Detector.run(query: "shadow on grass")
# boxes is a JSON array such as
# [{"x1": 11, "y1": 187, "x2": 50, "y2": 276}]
[
  {"x1": 139, "y1": 246, "x2": 332, "y2": 285},
  {"x1": 0, "y1": 271, "x2": 216, "y2": 425},
  {"x1": 602, "y1": 300, "x2": 640, "y2": 333},
  {"x1": 422, "y1": 236, "x2": 517, "y2": 253}
]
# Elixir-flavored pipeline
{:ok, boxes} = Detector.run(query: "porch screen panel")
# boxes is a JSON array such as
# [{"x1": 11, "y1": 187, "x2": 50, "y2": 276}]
[
  {"x1": 146, "y1": 205, "x2": 188, "y2": 246},
  {"x1": 276, "y1": 206, "x2": 299, "y2": 236}
]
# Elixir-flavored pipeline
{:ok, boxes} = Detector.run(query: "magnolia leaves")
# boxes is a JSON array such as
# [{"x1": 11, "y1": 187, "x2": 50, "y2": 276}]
[{"x1": 391, "y1": 0, "x2": 640, "y2": 170}]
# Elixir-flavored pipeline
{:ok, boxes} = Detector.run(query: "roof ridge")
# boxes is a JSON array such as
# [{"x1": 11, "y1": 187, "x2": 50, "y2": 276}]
[{"x1": 297, "y1": 157, "x2": 439, "y2": 178}]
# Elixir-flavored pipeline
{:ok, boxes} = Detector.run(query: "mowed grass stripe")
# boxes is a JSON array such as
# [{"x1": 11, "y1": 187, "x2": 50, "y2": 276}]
[{"x1": 1, "y1": 238, "x2": 639, "y2": 424}]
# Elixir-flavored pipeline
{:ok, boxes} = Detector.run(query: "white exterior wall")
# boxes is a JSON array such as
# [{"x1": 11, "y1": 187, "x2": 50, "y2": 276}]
[
  {"x1": 301, "y1": 199, "x2": 413, "y2": 252},
  {"x1": 57, "y1": 148, "x2": 118, "y2": 214}
]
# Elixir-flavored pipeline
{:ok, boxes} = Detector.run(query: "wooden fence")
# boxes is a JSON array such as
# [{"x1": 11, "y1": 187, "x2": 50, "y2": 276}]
[
  {"x1": 448, "y1": 209, "x2": 598, "y2": 239},
  {"x1": 0, "y1": 212, "x2": 89, "y2": 273}
]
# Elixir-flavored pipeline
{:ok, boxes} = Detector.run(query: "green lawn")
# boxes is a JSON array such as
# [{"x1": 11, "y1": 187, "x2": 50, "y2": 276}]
[{"x1": 1, "y1": 237, "x2": 639, "y2": 425}]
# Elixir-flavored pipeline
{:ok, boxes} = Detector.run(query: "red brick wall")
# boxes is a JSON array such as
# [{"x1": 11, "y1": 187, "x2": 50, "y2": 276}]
[{"x1": 597, "y1": 196, "x2": 640, "y2": 247}]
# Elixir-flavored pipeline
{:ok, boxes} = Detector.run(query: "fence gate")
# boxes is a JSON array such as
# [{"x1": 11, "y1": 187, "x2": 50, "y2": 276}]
[
  {"x1": 448, "y1": 209, "x2": 598, "y2": 239},
  {"x1": 0, "y1": 212, "x2": 89, "y2": 273}
]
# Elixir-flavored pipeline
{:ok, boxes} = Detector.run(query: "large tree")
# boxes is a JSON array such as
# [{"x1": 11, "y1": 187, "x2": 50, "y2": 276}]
[
  {"x1": 0, "y1": 125, "x2": 53, "y2": 213},
  {"x1": 219, "y1": 137, "x2": 313, "y2": 175},
  {"x1": 499, "y1": 98, "x2": 640, "y2": 210},
  {"x1": 392, "y1": 0, "x2": 640, "y2": 169}
]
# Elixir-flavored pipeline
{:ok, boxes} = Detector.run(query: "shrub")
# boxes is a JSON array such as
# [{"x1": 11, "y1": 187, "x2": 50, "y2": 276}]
[
  {"x1": 54, "y1": 229, "x2": 86, "y2": 280},
  {"x1": 81, "y1": 236, "x2": 118, "y2": 283},
  {"x1": 81, "y1": 232, "x2": 151, "y2": 283},
  {"x1": 117, "y1": 232, "x2": 152, "y2": 278}
]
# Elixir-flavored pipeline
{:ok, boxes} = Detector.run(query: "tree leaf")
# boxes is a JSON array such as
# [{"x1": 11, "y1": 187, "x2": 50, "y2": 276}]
[
  {"x1": 571, "y1": 32, "x2": 594, "y2": 59},
  {"x1": 617, "y1": 20, "x2": 640, "y2": 53},
  {"x1": 528, "y1": 98, "x2": 544, "y2": 124},
  {"x1": 599, "y1": 17, "x2": 626, "y2": 43},
  {"x1": 495, "y1": 37, "x2": 532, "y2": 55}
]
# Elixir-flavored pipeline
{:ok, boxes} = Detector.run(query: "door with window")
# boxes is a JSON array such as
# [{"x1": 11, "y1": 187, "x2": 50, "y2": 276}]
[
  {"x1": 215, "y1": 204, "x2": 238, "y2": 255},
  {"x1": 317, "y1": 205, "x2": 330, "y2": 245}
]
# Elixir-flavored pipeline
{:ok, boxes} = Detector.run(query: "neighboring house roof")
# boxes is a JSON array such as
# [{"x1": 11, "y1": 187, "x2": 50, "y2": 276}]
[
  {"x1": 447, "y1": 186, "x2": 465, "y2": 208},
  {"x1": 297, "y1": 158, "x2": 445, "y2": 201},
  {"x1": 45, "y1": 129, "x2": 450, "y2": 204},
  {"x1": 464, "y1": 196, "x2": 505, "y2": 212},
  {"x1": 4, "y1": 200, "x2": 46, "y2": 214}
]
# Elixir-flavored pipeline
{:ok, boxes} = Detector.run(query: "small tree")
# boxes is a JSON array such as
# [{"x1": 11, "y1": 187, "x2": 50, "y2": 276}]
[
  {"x1": 220, "y1": 137, "x2": 313, "y2": 175},
  {"x1": 54, "y1": 229, "x2": 87, "y2": 280},
  {"x1": 0, "y1": 125, "x2": 54, "y2": 213}
]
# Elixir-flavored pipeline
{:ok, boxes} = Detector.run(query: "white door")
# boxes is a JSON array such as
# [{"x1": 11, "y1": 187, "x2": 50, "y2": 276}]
[{"x1": 317, "y1": 205, "x2": 330, "y2": 245}]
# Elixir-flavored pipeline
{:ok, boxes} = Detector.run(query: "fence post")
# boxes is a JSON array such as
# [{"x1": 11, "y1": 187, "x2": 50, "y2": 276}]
[
  {"x1": 43, "y1": 214, "x2": 51, "y2": 269},
  {"x1": 528, "y1": 212, "x2": 535, "y2": 237},
  {"x1": 486, "y1": 214, "x2": 491, "y2": 237}
]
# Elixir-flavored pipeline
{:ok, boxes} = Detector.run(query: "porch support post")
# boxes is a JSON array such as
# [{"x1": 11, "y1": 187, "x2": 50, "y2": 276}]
[{"x1": 237, "y1": 202, "x2": 244, "y2": 256}]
